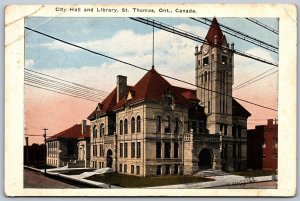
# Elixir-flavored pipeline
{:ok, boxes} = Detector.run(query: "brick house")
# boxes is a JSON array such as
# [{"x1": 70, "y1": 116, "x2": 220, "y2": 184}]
[
  {"x1": 46, "y1": 120, "x2": 90, "y2": 168},
  {"x1": 247, "y1": 119, "x2": 278, "y2": 170}
]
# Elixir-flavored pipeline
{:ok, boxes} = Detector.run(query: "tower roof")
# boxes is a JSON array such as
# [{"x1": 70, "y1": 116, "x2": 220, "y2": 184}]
[{"x1": 205, "y1": 17, "x2": 227, "y2": 46}]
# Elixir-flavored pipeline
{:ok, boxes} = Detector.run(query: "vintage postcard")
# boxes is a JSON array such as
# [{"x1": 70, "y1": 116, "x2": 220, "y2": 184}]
[{"x1": 4, "y1": 4, "x2": 296, "y2": 196}]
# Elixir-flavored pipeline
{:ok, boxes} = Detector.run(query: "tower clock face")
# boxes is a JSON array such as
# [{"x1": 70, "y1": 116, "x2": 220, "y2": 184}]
[{"x1": 202, "y1": 45, "x2": 210, "y2": 55}]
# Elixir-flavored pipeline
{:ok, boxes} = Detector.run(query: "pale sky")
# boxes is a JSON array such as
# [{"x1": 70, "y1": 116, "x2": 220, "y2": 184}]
[{"x1": 24, "y1": 17, "x2": 279, "y2": 145}]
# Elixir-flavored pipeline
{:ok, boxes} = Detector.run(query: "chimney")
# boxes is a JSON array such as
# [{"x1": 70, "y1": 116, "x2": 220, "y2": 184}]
[
  {"x1": 117, "y1": 75, "x2": 127, "y2": 102},
  {"x1": 82, "y1": 120, "x2": 87, "y2": 134},
  {"x1": 267, "y1": 119, "x2": 273, "y2": 126},
  {"x1": 195, "y1": 46, "x2": 198, "y2": 54},
  {"x1": 231, "y1": 42, "x2": 235, "y2": 50}
]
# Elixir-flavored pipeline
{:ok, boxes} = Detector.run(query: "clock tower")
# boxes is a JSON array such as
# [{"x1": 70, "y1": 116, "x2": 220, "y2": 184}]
[{"x1": 195, "y1": 17, "x2": 235, "y2": 136}]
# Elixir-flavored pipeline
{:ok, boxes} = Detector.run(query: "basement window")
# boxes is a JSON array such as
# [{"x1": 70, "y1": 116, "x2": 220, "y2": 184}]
[{"x1": 203, "y1": 57, "x2": 209, "y2": 66}]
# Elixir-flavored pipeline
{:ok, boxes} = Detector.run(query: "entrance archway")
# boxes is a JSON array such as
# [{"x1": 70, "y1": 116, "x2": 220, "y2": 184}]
[
  {"x1": 106, "y1": 149, "x2": 113, "y2": 168},
  {"x1": 198, "y1": 148, "x2": 213, "y2": 169}
]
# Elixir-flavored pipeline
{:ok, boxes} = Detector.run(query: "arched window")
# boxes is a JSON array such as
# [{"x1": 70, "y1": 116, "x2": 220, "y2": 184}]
[
  {"x1": 124, "y1": 119, "x2": 128, "y2": 134},
  {"x1": 93, "y1": 125, "x2": 97, "y2": 138},
  {"x1": 208, "y1": 71, "x2": 211, "y2": 82},
  {"x1": 120, "y1": 120, "x2": 123, "y2": 135},
  {"x1": 131, "y1": 117, "x2": 135, "y2": 133},
  {"x1": 165, "y1": 115, "x2": 171, "y2": 133},
  {"x1": 201, "y1": 74, "x2": 203, "y2": 83},
  {"x1": 137, "y1": 116, "x2": 141, "y2": 133},
  {"x1": 174, "y1": 117, "x2": 179, "y2": 134},
  {"x1": 100, "y1": 123, "x2": 105, "y2": 137},
  {"x1": 204, "y1": 71, "x2": 207, "y2": 82},
  {"x1": 156, "y1": 116, "x2": 161, "y2": 133}
]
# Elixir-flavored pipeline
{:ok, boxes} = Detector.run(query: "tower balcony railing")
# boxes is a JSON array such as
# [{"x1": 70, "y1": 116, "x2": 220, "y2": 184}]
[{"x1": 183, "y1": 132, "x2": 244, "y2": 143}]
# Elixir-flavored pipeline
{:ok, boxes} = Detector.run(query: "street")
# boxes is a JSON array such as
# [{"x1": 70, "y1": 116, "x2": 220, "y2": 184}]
[{"x1": 24, "y1": 168, "x2": 79, "y2": 188}]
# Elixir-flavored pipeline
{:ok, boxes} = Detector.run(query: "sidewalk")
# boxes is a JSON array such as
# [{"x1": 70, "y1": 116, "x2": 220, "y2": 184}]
[{"x1": 146, "y1": 175, "x2": 275, "y2": 189}]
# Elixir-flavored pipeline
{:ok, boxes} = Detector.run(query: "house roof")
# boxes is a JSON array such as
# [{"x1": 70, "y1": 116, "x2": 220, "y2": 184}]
[
  {"x1": 232, "y1": 98, "x2": 251, "y2": 118},
  {"x1": 205, "y1": 17, "x2": 227, "y2": 47},
  {"x1": 113, "y1": 68, "x2": 199, "y2": 110},
  {"x1": 46, "y1": 124, "x2": 90, "y2": 142}
]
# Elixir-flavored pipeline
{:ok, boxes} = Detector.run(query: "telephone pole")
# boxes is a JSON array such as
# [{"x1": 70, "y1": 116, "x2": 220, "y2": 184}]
[{"x1": 43, "y1": 128, "x2": 48, "y2": 174}]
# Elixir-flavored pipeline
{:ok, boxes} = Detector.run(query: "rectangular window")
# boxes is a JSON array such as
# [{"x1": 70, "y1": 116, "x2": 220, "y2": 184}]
[
  {"x1": 100, "y1": 144, "x2": 104, "y2": 157},
  {"x1": 131, "y1": 142, "x2": 135, "y2": 158},
  {"x1": 137, "y1": 142, "x2": 141, "y2": 158},
  {"x1": 203, "y1": 57, "x2": 209, "y2": 65},
  {"x1": 93, "y1": 145, "x2": 97, "y2": 156},
  {"x1": 124, "y1": 164, "x2": 127, "y2": 173},
  {"x1": 174, "y1": 142, "x2": 179, "y2": 158},
  {"x1": 119, "y1": 164, "x2": 122, "y2": 172},
  {"x1": 157, "y1": 165, "x2": 161, "y2": 175},
  {"x1": 164, "y1": 142, "x2": 171, "y2": 158},
  {"x1": 120, "y1": 143, "x2": 123, "y2": 157},
  {"x1": 222, "y1": 55, "x2": 227, "y2": 64},
  {"x1": 136, "y1": 166, "x2": 140, "y2": 175},
  {"x1": 174, "y1": 164, "x2": 179, "y2": 175},
  {"x1": 131, "y1": 165, "x2": 134, "y2": 174},
  {"x1": 124, "y1": 143, "x2": 128, "y2": 158},
  {"x1": 224, "y1": 124, "x2": 228, "y2": 136},
  {"x1": 156, "y1": 142, "x2": 161, "y2": 158},
  {"x1": 166, "y1": 165, "x2": 170, "y2": 175}
]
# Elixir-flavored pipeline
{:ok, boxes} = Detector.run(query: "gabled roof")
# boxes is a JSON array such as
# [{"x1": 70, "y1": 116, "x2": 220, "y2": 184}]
[
  {"x1": 113, "y1": 68, "x2": 199, "y2": 110},
  {"x1": 205, "y1": 17, "x2": 227, "y2": 47},
  {"x1": 232, "y1": 98, "x2": 251, "y2": 118},
  {"x1": 47, "y1": 124, "x2": 90, "y2": 142}
]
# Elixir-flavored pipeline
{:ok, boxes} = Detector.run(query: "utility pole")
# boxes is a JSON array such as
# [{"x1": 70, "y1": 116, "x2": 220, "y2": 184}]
[
  {"x1": 25, "y1": 137, "x2": 29, "y2": 165},
  {"x1": 43, "y1": 128, "x2": 48, "y2": 174}
]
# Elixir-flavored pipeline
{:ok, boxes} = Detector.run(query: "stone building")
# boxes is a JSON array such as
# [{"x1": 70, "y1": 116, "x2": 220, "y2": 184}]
[
  {"x1": 46, "y1": 120, "x2": 90, "y2": 168},
  {"x1": 87, "y1": 17, "x2": 251, "y2": 177}
]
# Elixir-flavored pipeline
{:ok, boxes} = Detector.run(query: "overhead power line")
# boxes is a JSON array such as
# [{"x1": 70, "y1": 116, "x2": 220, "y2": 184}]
[
  {"x1": 25, "y1": 71, "x2": 107, "y2": 100},
  {"x1": 190, "y1": 17, "x2": 278, "y2": 54},
  {"x1": 25, "y1": 26, "x2": 277, "y2": 112},
  {"x1": 245, "y1": 18, "x2": 279, "y2": 35},
  {"x1": 129, "y1": 17, "x2": 278, "y2": 67}
]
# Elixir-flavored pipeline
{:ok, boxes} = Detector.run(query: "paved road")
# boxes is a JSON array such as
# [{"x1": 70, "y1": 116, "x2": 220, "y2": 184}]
[
  {"x1": 212, "y1": 181, "x2": 277, "y2": 189},
  {"x1": 24, "y1": 168, "x2": 79, "y2": 188}
]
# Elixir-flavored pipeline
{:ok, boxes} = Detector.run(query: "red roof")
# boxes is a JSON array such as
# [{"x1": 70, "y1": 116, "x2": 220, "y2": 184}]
[
  {"x1": 205, "y1": 17, "x2": 227, "y2": 46},
  {"x1": 232, "y1": 98, "x2": 251, "y2": 118},
  {"x1": 114, "y1": 68, "x2": 199, "y2": 110},
  {"x1": 47, "y1": 124, "x2": 90, "y2": 141}
]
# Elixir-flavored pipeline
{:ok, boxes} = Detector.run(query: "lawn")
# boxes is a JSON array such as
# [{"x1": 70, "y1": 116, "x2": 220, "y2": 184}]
[
  {"x1": 232, "y1": 170, "x2": 277, "y2": 177},
  {"x1": 85, "y1": 173, "x2": 213, "y2": 188},
  {"x1": 51, "y1": 169, "x2": 96, "y2": 175}
]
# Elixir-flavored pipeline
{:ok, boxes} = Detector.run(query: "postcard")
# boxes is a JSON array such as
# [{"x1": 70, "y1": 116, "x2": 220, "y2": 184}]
[{"x1": 4, "y1": 4, "x2": 297, "y2": 196}]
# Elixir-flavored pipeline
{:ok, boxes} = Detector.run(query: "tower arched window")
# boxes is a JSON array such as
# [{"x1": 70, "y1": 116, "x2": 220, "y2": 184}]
[
  {"x1": 120, "y1": 120, "x2": 123, "y2": 135},
  {"x1": 201, "y1": 74, "x2": 203, "y2": 83},
  {"x1": 131, "y1": 117, "x2": 135, "y2": 133},
  {"x1": 156, "y1": 116, "x2": 161, "y2": 133},
  {"x1": 204, "y1": 71, "x2": 207, "y2": 82},
  {"x1": 208, "y1": 71, "x2": 211, "y2": 82},
  {"x1": 100, "y1": 123, "x2": 105, "y2": 137},
  {"x1": 93, "y1": 126, "x2": 97, "y2": 138},
  {"x1": 124, "y1": 119, "x2": 128, "y2": 134},
  {"x1": 137, "y1": 116, "x2": 141, "y2": 133}
]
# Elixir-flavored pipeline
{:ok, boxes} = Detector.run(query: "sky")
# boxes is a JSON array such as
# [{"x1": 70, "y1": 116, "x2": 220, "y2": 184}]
[{"x1": 24, "y1": 17, "x2": 279, "y2": 145}]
